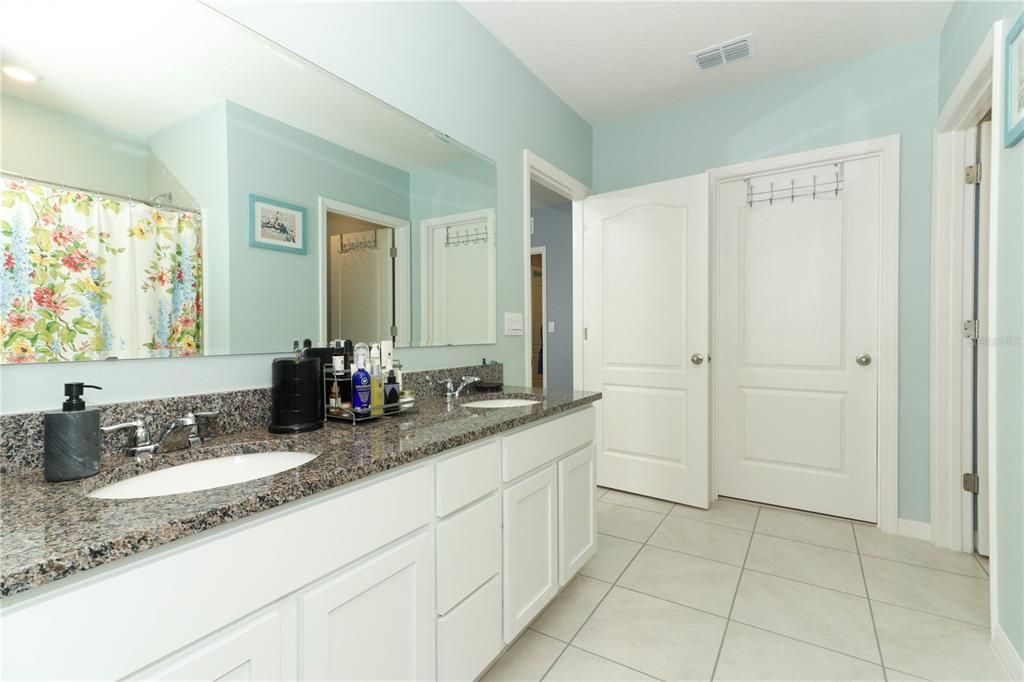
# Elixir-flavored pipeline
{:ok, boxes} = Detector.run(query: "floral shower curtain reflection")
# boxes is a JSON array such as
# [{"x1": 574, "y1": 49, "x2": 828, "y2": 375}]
[{"x1": 0, "y1": 177, "x2": 203, "y2": 363}]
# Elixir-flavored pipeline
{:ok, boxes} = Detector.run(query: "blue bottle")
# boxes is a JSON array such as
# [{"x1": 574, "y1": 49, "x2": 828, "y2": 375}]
[{"x1": 352, "y1": 358, "x2": 372, "y2": 415}]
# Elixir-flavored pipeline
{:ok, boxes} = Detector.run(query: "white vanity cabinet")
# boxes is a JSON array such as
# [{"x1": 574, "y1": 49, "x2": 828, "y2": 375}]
[
  {"x1": 0, "y1": 404, "x2": 597, "y2": 682},
  {"x1": 433, "y1": 439, "x2": 504, "y2": 680},
  {"x1": 558, "y1": 444, "x2": 597, "y2": 585},
  {"x1": 501, "y1": 408, "x2": 597, "y2": 641},
  {"x1": 300, "y1": 530, "x2": 436, "y2": 681},
  {"x1": 129, "y1": 604, "x2": 292, "y2": 681},
  {"x1": 503, "y1": 464, "x2": 560, "y2": 638}
]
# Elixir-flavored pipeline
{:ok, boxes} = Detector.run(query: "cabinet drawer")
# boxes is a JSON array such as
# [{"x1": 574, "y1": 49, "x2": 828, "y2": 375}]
[
  {"x1": 437, "y1": 576, "x2": 503, "y2": 682},
  {"x1": 436, "y1": 494, "x2": 501, "y2": 614},
  {"x1": 436, "y1": 439, "x2": 500, "y2": 517},
  {"x1": 502, "y1": 407, "x2": 594, "y2": 482}
]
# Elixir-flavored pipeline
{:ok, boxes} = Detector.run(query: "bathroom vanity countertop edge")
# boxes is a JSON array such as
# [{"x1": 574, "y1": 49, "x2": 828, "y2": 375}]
[{"x1": 0, "y1": 388, "x2": 600, "y2": 599}]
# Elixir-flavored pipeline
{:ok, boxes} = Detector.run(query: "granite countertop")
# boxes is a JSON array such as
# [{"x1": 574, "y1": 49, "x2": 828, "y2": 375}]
[{"x1": 0, "y1": 387, "x2": 600, "y2": 599}]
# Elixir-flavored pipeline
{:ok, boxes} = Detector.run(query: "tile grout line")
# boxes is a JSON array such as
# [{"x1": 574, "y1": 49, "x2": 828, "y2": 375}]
[
  {"x1": 709, "y1": 505, "x2": 761, "y2": 682},
  {"x1": 858, "y1": 549, "x2": 991, "y2": 581},
  {"x1": 723, "y1": 618, "x2": 903, "y2": 671},
  {"x1": 538, "y1": 503, "x2": 674, "y2": 681},
  {"x1": 853, "y1": 522, "x2": 889, "y2": 681},
  {"x1": 867, "y1": 597, "x2": 993, "y2": 629}
]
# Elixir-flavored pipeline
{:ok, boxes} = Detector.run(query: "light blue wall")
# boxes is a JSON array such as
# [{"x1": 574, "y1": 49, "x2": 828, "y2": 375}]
[
  {"x1": 941, "y1": 0, "x2": 1024, "y2": 659},
  {"x1": 939, "y1": 0, "x2": 1021, "y2": 109},
  {"x1": 0, "y1": 1, "x2": 591, "y2": 412},
  {"x1": 148, "y1": 103, "x2": 231, "y2": 354},
  {"x1": 210, "y1": 0, "x2": 592, "y2": 383},
  {"x1": 1, "y1": 94, "x2": 150, "y2": 199},
  {"x1": 530, "y1": 202, "x2": 574, "y2": 391},
  {"x1": 224, "y1": 101, "x2": 410, "y2": 354},
  {"x1": 594, "y1": 37, "x2": 940, "y2": 523}
]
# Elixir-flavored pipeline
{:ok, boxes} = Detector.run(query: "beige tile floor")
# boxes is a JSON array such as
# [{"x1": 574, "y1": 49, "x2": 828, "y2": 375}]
[{"x1": 482, "y1": 490, "x2": 1003, "y2": 682}]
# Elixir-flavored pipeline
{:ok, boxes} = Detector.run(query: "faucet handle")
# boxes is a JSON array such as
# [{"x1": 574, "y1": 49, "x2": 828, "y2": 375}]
[
  {"x1": 461, "y1": 376, "x2": 481, "y2": 384},
  {"x1": 436, "y1": 377, "x2": 455, "y2": 391},
  {"x1": 101, "y1": 419, "x2": 150, "y2": 448}
]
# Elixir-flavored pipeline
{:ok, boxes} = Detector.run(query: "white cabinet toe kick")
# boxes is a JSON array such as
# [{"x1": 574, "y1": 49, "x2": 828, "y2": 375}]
[{"x1": 0, "y1": 405, "x2": 597, "y2": 682}]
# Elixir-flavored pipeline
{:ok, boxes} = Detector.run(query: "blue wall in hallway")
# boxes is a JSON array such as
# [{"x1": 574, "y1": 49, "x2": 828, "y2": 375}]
[{"x1": 530, "y1": 202, "x2": 574, "y2": 392}]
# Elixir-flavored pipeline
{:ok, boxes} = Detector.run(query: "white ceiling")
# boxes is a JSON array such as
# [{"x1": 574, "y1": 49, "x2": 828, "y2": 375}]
[
  {"x1": 1, "y1": 0, "x2": 471, "y2": 171},
  {"x1": 463, "y1": 1, "x2": 953, "y2": 125}
]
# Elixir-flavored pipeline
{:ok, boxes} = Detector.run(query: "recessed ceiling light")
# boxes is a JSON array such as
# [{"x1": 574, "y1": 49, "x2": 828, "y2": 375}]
[{"x1": 2, "y1": 65, "x2": 41, "y2": 83}]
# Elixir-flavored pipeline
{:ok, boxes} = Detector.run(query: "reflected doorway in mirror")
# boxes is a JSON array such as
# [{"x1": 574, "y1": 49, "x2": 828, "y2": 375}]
[{"x1": 249, "y1": 194, "x2": 307, "y2": 254}]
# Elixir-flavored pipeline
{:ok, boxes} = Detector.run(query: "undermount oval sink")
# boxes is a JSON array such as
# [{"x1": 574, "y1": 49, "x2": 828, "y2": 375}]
[
  {"x1": 462, "y1": 398, "x2": 540, "y2": 409},
  {"x1": 87, "y1": 451, "x2": 318, "y2": 500}
]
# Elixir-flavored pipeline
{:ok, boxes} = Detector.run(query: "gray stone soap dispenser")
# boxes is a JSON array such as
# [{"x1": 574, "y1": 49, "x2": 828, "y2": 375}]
[{"x1": 44, "y1": 383, "x2": 103, "y2": 482}]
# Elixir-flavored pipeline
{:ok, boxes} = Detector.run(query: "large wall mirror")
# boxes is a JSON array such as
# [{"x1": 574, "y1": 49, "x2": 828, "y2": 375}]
[{"x1": 0, "y1": 0, "x2": 497, "y2": 364}]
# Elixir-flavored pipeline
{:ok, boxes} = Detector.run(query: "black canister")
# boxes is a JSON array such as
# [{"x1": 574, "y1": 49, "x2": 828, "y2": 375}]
[
  {"x1": 269, "y1": 357, "x2": 324, "y2": 434},
  {"x1": 44, "y1": 383, "x2": 103, "y2": 482}
]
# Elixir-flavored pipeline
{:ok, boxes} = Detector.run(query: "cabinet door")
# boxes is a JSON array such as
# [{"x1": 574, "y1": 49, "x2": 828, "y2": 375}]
[
  {"x1": 300, "y1": 530, "x2": 435, "y2": 681},
  {"x1": 558, "y1": 444, "x2": 597, "y2": 585},
  {"x1": 502, "y1": 465, "x2": 558, "y2": 641},
  {"x1": 130, "y1": 608, "x2": 286, "y2": 681}
]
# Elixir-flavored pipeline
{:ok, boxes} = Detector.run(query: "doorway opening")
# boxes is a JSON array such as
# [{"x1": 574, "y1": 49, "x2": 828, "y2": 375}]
[
  {"x1": 521, "y1": 151, "x2": 591, "y2": 390},
  {"x1": 530, "y1": 179, "x2": 574, "y2": 391},
  {"x1": 529, "y1": 248, "x2": 546, "y2": 388},
  {"x1": 929, "y1": 27, "x2": 997, "y2": 554},
  {"x1": 317, "y1": 197, "x2": 410, "y2": 348}
]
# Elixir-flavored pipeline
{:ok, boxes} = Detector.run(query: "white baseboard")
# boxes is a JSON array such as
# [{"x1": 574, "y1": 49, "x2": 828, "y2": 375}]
[
  {"x1": 993, "y1": 624, "x2": 1024, "y2": 681},
  {"x1": 896, "y1": 519, "x2": 932, "y2": 541}
]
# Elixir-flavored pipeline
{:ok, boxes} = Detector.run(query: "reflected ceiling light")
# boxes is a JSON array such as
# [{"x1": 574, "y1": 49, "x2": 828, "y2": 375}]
[{"x1": 2, "y1": 65, "x2": 41, "y2": 82}]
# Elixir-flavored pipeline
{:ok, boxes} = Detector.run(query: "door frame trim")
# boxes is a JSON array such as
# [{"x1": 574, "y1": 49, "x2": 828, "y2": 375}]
[
  {"x1": 522, "y1": 151, "x2": 591, "y2": 389},
  {"x1": 930, "y1": 25, "x2": 997, "y2": 555},
  {"x1": 708, "y1": 134, "x2": 901, "y2": 533},
  {"x1": 529, "y1": 246, "x2": 548, "y2": 390}
]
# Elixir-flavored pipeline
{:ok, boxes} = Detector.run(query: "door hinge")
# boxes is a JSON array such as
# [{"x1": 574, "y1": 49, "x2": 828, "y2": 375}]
[
  {"x1": 962, "y1": 319, "x2": 979, "y2": 340},
  {"x1": 963, "y1": 472, "x2": 980, "y2": 495},
  {"x1": 964, "y1": 163, "x2": 982, "y2": 185},
  {"x1": 390, "y1": 324, "x2": 398, "y2": 337},
  {"x1": 389, "y1": 246, "x2": 398, "y2": 258},
  {"x1": 583, "y1": 327, "x2": 589, "y2": 341}
]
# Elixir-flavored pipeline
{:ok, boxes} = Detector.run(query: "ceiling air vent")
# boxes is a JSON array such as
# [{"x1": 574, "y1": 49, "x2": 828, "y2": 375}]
[{"x1": 690, "y1": 33, "x2": 755, "y2": 70}]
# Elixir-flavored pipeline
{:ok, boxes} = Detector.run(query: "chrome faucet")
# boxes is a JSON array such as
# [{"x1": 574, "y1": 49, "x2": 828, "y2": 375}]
[
  {"x1": 436, "y1": 376, "x2": 481, "y2": 404},
  {"x1": 102, "y1": 411, "x2": 219, "y2": 458}
]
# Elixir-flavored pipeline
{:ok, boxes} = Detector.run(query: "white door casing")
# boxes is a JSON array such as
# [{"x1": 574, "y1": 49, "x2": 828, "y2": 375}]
[
  {"x1": 715, "y1": 157, "x2": 884, "y2": 522},
  {"x1": 583, "y1": 174, "x2": 711, "y2": 507}
]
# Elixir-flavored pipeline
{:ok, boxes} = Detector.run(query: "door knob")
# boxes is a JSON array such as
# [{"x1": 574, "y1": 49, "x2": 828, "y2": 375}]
[
  {"x1": 856, "y1": 353, "x2": 872, "y2": 366},
  {"x1": 691, "y1": 353, "x2": 704, "y2": 366}
]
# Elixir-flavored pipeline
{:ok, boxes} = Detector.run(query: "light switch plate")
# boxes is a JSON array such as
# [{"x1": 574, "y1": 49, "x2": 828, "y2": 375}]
[
  {"x1": 548, "y1": 321, "x2": 555, "y2": 333},
  {"x1": 504, "y1": 312, "x2": 524, "y2": 336}
]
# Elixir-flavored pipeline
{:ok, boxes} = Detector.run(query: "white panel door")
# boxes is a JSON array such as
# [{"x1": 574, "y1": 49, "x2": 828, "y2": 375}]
[
  {"x1": 299, "y1": 530, "x2": 435, "y2": 681},
  {"x1": 716, "y1": 158, "x2": 881, "y2": 521},
  {"x1": 583, "y1": 174, "x2": 710, "y2": 507}
]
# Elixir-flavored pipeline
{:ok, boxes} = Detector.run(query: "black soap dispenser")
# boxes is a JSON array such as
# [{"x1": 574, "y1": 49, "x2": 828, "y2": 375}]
[{"x1": 44, "y1": 383, "x2": 103, "y2": 482}]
